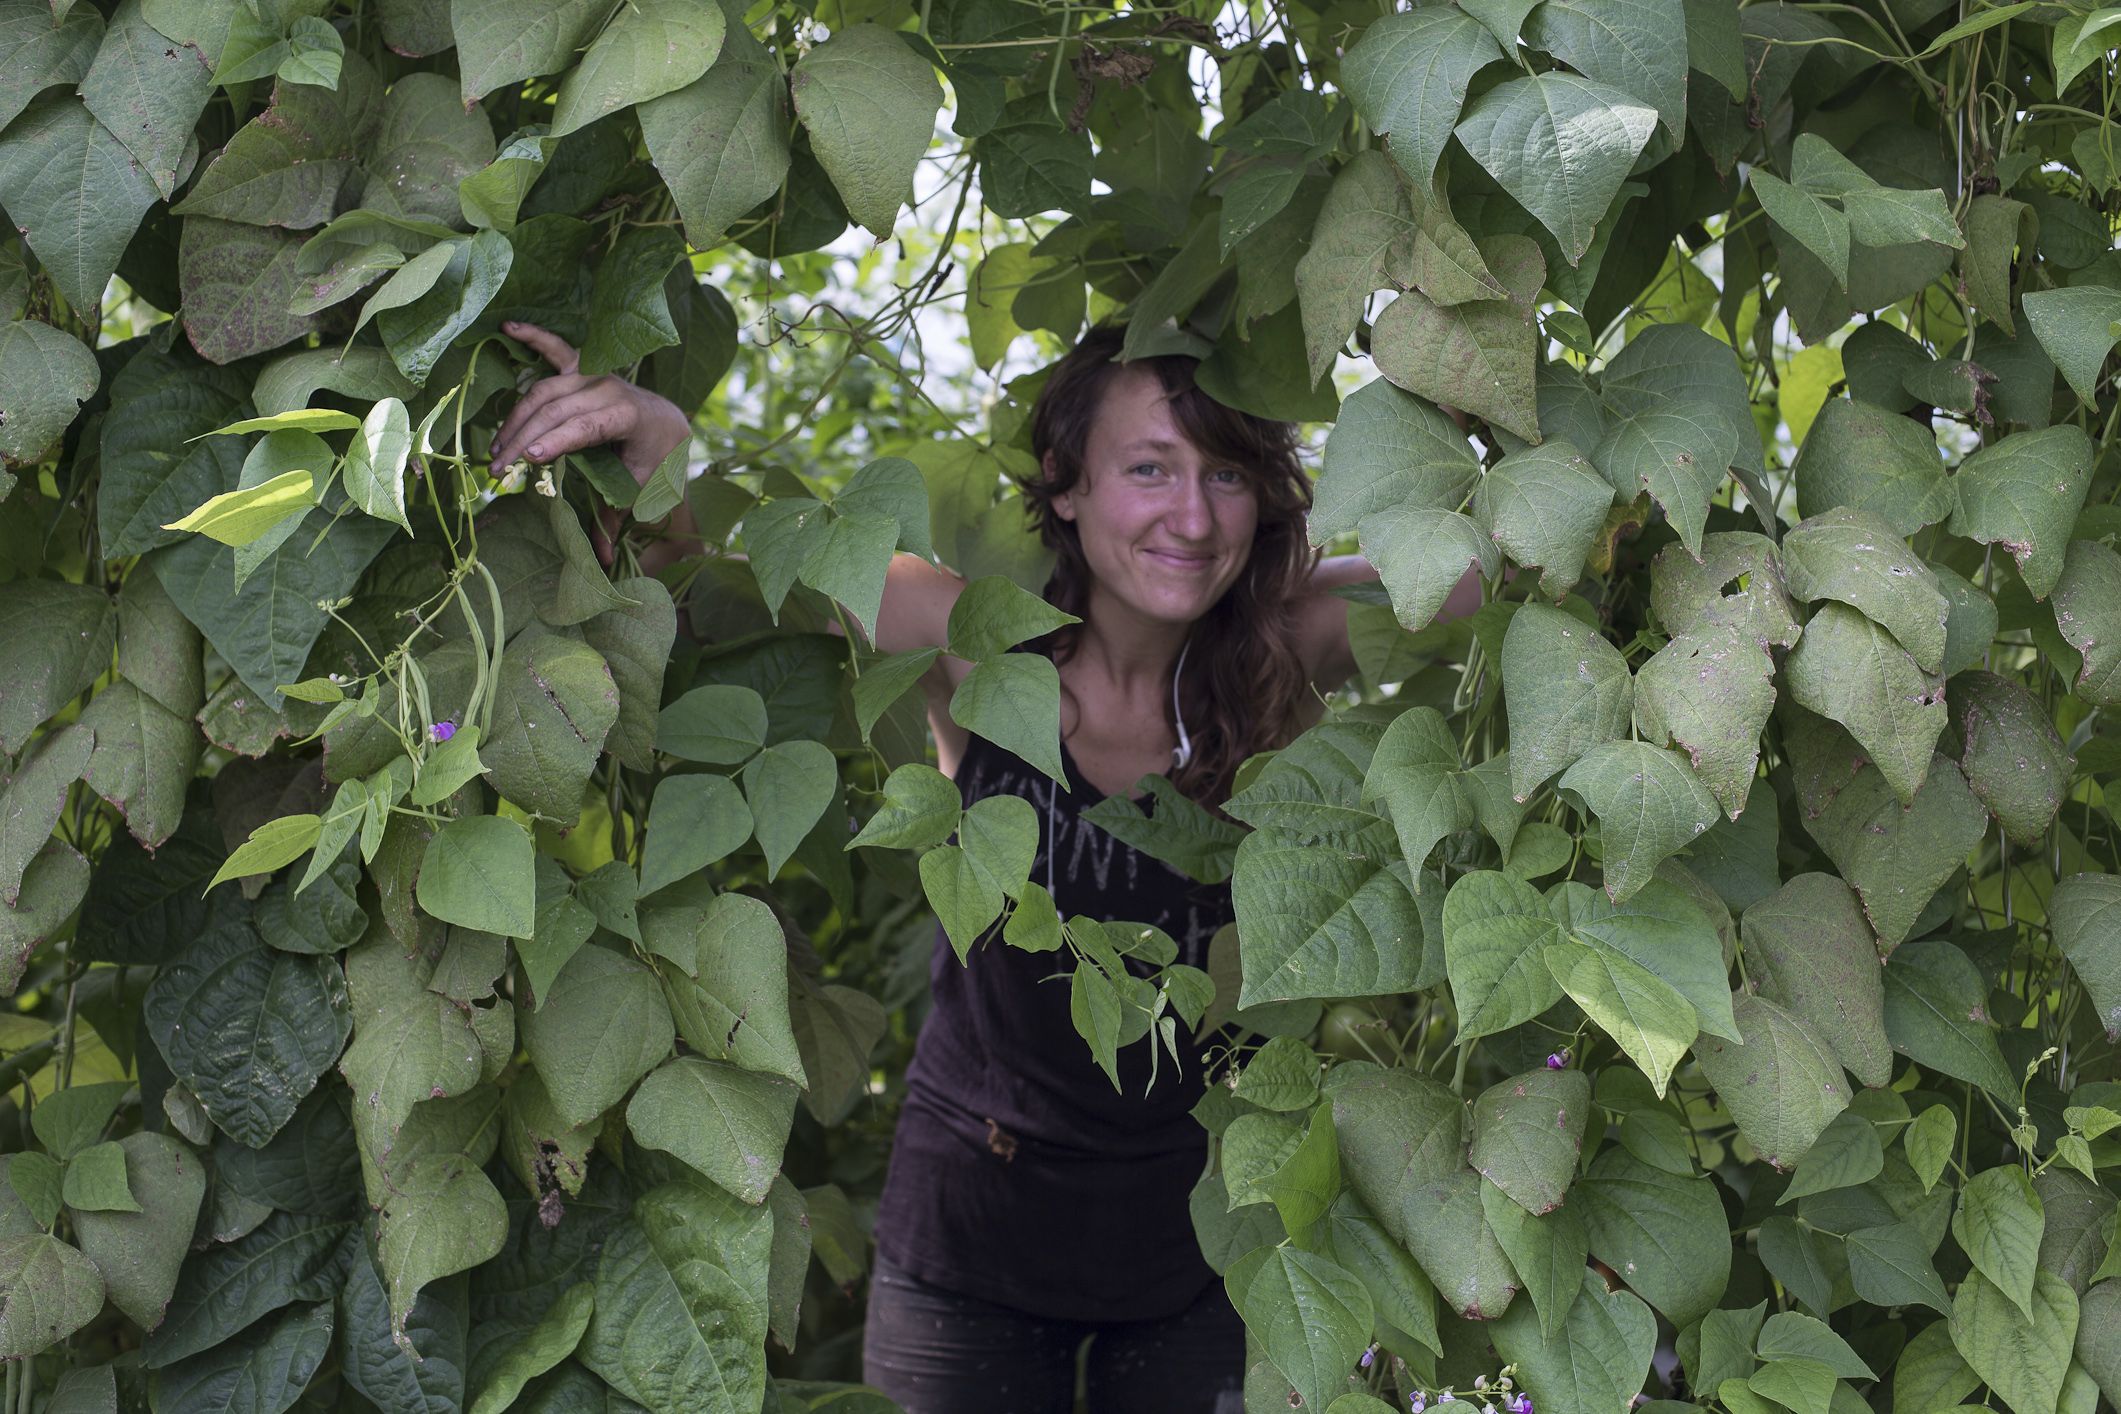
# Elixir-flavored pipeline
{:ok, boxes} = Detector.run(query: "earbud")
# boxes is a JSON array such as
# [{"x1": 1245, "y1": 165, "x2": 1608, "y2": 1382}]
[{"x1": 1171, "y1": 637, "x2": 1194, "y2": 771}]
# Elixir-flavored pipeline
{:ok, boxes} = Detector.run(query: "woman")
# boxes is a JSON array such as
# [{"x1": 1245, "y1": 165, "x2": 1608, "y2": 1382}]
[{"x1": 488, "y1": 319, "x2": 1486, "y2": 1412}]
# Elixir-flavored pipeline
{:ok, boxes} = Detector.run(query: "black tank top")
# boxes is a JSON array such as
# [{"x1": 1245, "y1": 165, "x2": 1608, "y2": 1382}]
[{"x1": 871, "y1": 728, "x2": 1237, "y2": 1321}]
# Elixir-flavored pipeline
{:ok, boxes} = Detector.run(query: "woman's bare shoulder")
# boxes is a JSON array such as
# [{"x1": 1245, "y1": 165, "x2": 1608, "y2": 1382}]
[{"x1": 875, "y1": 553, "x2": 969, "y2": 657}]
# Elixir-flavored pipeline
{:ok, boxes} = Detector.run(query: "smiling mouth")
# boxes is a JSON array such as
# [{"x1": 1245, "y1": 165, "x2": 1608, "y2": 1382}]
[{"x1": 1144, "y1": 549, "x2": 1216, "y2": 569}]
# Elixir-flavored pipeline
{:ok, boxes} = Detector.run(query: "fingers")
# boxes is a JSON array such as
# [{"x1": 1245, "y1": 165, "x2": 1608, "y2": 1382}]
[
  {"x1": 502, "y1": 319, "x2": 580, "y2": 375},
  {"x1": 506, "y1": 387, "x2": 633, "y2": 463},
  {"x1": 489, "y1": 374, "x2": 591, "y2": 468}
]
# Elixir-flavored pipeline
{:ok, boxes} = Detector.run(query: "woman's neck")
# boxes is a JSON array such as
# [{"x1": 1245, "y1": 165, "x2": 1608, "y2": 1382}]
[{"x1": 1071, "y1": 581, "x2": 1189, "y2": 698}]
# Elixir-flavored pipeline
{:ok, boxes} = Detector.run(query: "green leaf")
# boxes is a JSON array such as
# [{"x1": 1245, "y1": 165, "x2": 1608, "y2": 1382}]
[
  {"x1": 0, "y1": 583, "x2": 114, "y2": 757},
  {"x1": 1361, "y1": 706, "x2": 1474, "y2": 881},
  {"x1": 739, "y1": 739, "x2": 837, "y2": 880},
  {"x1": 170, "y1": 74, "x2": 362, "y2": 228},
  {"x1": 337, "y1": 1248, "x2": 468, "y2": 1414},
  {"x1": 1502, "y1": 603, "x2": 1634, "y2": 801},
  {"x1": 1693, "y1": 991, "x2": 1849, "y2": 1168},
  {"x1": 1949, "y1": 1268, "x2": 2079, "y2": 1414},
  {"x1": 1296, "y1": 153, "x2": 1420, "y2": 385},
  {"x1": 645, "y1": 890, "x2": 804, "y2": 1085},
  {"x1": 152, "y1": 506, "x2": 394, "y2": 709},
  {"x1": 417, "y1": 815, "x2": 536, "y2": 938},
  {"x1": 451, "y1": 0, "x2": 612, "y2": 104},
  {"x1": 337, "y1": 932, "x2": 483, "y2": 1141},
  {"x1": 640, "y1": 774, "x2": 751, "y2": 896},
  {"x1": 1546, "y1": 939, "x2": 1696, "y2": 1096},
  {"x1": 0, "y1": 2, "x2": 101, "y2": 135},
  {"x1": 377, "y1": 228, "x2": 514, "y2": 384},
  {"x1": 377, "y1": 1151, "x2": 506, "y2": 1337},
  {"x1": 0, "y1": 320, "x2": 99, "y2": 469},
  {"x1": 1593, "y1": 405, "x2": 1732, "y2": 559},
  {"x1": 1549, "y1": 877, "x2": 1738, "y2": 1041},
  {"x1": 1807, "y1": 750, "x2": 1986, "y2": 947},
  {"x1": 2078, "y1": 1280, "x2": 2121, "y2": 1409},
  {"x1": 1881, "y1": 939, "x2": 2017, "y2": 1102},
  {"x1": 1558, "y1": 740, "x2": 1720, "y2": 903},
  {"x1": 2050, "y1": 873, "x2": 2121, "y2": 1042},
  {"x1": 658, "y1": 683, "x2": 768, "y2": 764},
  {"x1": 950, "y1": 652, "x2": 1067, "y2": 787},
  {"x1": 1741, "y1": 874, "x2": 1891, "y2": 1088},
  {"x1": 580, "y1": 1178, "x2": 773, "y2": 1411},
  {"x1": 551, "y1": 0, "x2": 722, "y2": 137},
  {"x1": 0, "y1": 97, "x2": 161, "y2": 315},
  {"x1": 1371, "y1": 249, "x2": 1542, "y2": 442},
  {"x1": 1845, "y1": 1221, "x2": 1950, "y2": 1314},
  {"x1": 0, "y1": 838, "x2": 88, "y2": 997},
  {"x1": 1225, "y1": 1245, "x2": 1372, "y2": 1413},
  {"x1": 1951, "y1": 671, "x2": 2071, "y2": 847},
  {"x1": 1904, "y1": 1103, "x2": 1956, "y2": 1194},
  {"x1": 177, "y1": 216, "x2": 320, "y2": 363},
  {"x1": 1953, "y1": 1166, "x2": 2046, "y2": 1321},
  {"x1": 1474, "y1": 440, "x2": 1615, "y2": 597},
  {"x1": 1469, "y1": 1066, "x2": 1590, "y2": 1215},
  {"x1": 1632, "y1": 622, "x2": 1774, "y2": 820},
  {"x1": 1329, "y1": 1066, "x2": 1470, "y2": 1243},
  {"x1": 1492, "y1": 1268, "x2": 1657, "y2": 1414},
  {"x1": 70, "y1": 1130, "x2": 204, "y2": 1328},
  {"x1": 1321, "y1": 1190, "x2": 1443, "y2": 1356},
  {"x1": 1524, "y1": 0, "x2": 1688, "y2": 137},
  {"x1": 1358, "y1": 504, "x2": 1498, "y2": 632},
  {"x1": 484, "y1": 632, "x2": 619, "y2": 825},
  {"x1": 1575, "y1": 1147, "x2": 1731, "y2": 1326},
  {"x1": 1792, "y1": 397, "x2": 1955, "y2": 535},
  {"x1": 788, "y1": 24, "x2": 940, "y2": 235},
  {"x1": 1441, "y1": 869, "x2": 1565, "y2": 1039},
  {"x1": 641, "y1": 59, "x2": 791, "y2": 250},
  {"x1": 1313, "y1": 377, "x2": 1481, "y2": 541},
  {"x1": 1455, "y1": 72, "x2": 1657, "y2": 266},
  {"x1": 1781, "y1": 507, "x2": 1950, "y2": 672},
  {"x1": 1782, "y1": 1109, "x2": 1883, "y2": 1203},
  {"x1": 579, "y1": 225, "x2": 686, "y2": 376},
  {"x1": 946, "y1": 575, "x2": 1078, "y2": 661},
  {"x1": 0, "y1": 1234, "x2": 104, "y2": 1359},
  {"x1": 627, "y1": 1056, "x2": 798, "y2": 1205},
  {"x1": 163, "y1": 469, "x2": 316, "y2": 546},
  {"x1": 520, "y1": 943, "x2": 673, "y2": 1127},
  {"x1": 342, "y1": 396, "x2": 413, "y2": 532},
  {"x1": 1233, "y1": 826, "x2": 1435, "y2": 1007},
  {"x1": 849, "y1": 763, "x2": 960, "y2": 851},
  {"x1": 1079, "y1": 776, "x2": 1244, "y2": 886},
  {"x1": 1786, "y1": 603, "x2": 1946, "y2": 807},
  {"x1": 139, "y1": 1208, "x2": 353, "y2": 1367},
  {"x1": 1338, "y1": 8, "x2": 1501, "y2": 188},
  {"x1": 2053, "y1": 538, "x2": 2121, "y2": 707},
  {"x1": 60, "y1": 1141, "x2": 138, "y2": 1213},
  {"x1": 79, "y1": 0, "x2": 212, "y2": 197},
  {"x1": 142, "y1": 913, "x2": 351, "y2": 1148},
  {"x1": 2021, "y1": 283, "x2": 2121, "y2": 403},
  {"x1": 469, "y1": 1282, "x2": 594, "y2": 1414},
  {"x1": 1946, "y1": 425, "x2": 2095, "y2": 600},
  {"x1": 1754, "y1": 171, "x2": 1852, "y2": 285}
]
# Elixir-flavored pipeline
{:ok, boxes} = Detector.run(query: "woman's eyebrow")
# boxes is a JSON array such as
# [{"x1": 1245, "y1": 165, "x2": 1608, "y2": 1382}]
[{"x1": 1119, "y1": 438, "x2": 1185, "y2": 454}]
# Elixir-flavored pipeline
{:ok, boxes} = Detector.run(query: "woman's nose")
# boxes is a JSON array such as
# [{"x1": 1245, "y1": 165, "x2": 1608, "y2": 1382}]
[{"x1": 1168, "y1": 474, "x2": 1212, "y2": 538}]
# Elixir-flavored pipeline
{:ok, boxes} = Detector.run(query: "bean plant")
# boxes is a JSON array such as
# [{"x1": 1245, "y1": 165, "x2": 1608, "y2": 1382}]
[{"x1": 0, "y1": 0, "x2": 2117, "y2": 1411}]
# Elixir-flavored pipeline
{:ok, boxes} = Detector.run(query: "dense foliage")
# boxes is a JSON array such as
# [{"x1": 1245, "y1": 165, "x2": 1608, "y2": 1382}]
[{"x1": 1, "y1": 0, "x2": 2120, "y2": 1410}]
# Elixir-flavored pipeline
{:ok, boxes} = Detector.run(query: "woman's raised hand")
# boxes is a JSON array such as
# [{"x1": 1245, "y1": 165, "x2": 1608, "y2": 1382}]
[{"x1": 488, "y1": 321, "x2": 691, "y2": 484}]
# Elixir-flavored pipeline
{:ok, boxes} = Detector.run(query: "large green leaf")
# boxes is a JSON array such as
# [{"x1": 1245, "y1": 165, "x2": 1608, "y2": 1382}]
[
  {"x1": 1391, "y1": 1164, "x2": 1521, "y2": 1319},
  {"x1": 1370, "y1": 235, "x2": 1543, "y2": 441},
  {"x1": 788, "y1": 25, "x2": 941, "y2": 236},
  {"x1": 1791, "y1": 397, "x2": 1954, "y2": 535},
  {"x1": 77, "y1": 678, "x2": 199, "y2": 850},
  {"x1": 1952, "y1": 1166, "x2": 2045, "y2": 1321},
  {"x1": 1951, "y1": 671, "x2": 2070, "y2": 847},
  {"x1": 1548, "y1": 877, "x2": 1738, "y2": 1041},
  {"x1": 641, "y1": 59, "x2": 791, "y2": 249},
  {"x1": 1780, "y1": 507, "x2": 1950, "y2": 672},
  {"x1": 0, "y1": 1, "x2": 101, "y2": 135},
  {"x1": 740, "y1": 739, "x2": 837, "y2": 880},
  {"x1": 451, "y1": 0, "x2": 614, "y2": 104},
  {"x1": 377, "y1": 1152, "x2": 506, "y2": 1336},
  {"x1": 948, "y1": 652, "x2": 1066, "y2": 787},
  {"x1": 1631, "y1": 622, "x2": 1774, "y2": 820},
  {"x1": 69, "y1": 1131, "x2": 205, "y2": 1331},
  {"x1": 1945, "y1": 425, "x2": 2094, "y2": 600},
  {"x1": 1440, "y1": 868, "x2": 1565, "y2": 1038},
  {"x1": 79, "y1": 0, "x2": 211, "y2": 197},
  {"x1": 1524, "y1": 0, "x2": 1688, "y2": 137},
  {"x1": 1574, "y1": 1147, "x2": 1731, "y2": 1326},
  {"x1": 628, "y1": 1056, "x2": 798, "y2": 1205},
  {"x1": 1502, "y1": 603, "x2": 1634, "y2": 800},
  {"x1": 149, "y1": 1299, "x2": 333, "y2": 1413},
  {"x1": 1786, "y1": 603, "x2": 1946, "y2": 807},
  {"x1": 580, "y1": 1178, "x2": 774, "y2": 1413},
  {"x1": 1808, "y1": 753, "x2": 1986, "y2": 947},
  {"x1": 340, "y1": 1247, "x2": 470, "y2": 1414},
  {"x1": 142, "y1": 1209, "x2": 354, "y2": 1367},
  {"x1": 1226, "y1": 1244, "x2": 1373, "y2": 1411},
  {"x1": 1949, "y1": 1268, "x2": 2078, "y2": 1414},
  {"x1": 1357, "y1": 504, "x2": 1498, "y2": 633},
  {"x1": 417, "y1": 815, "x2": 536, "y2": 939},
  {"x1": 2052, "y1": 538, "x2": 2121, "y2": 706},
  {"x1": 1311, "y1": 378, "x2": 1481, "y2": 542},
  {"x1": 0, "y1": 97, "x2": 160, "y2": 315},
  {"x1": 153, "y1": 508, "x2": 396, "y2": 709},
  {"x1": 1454, "y1": 72, "x2": 1658, "y2": 265},
  {"x1": 639, "y1": 773, "x2": 751, "y2": 897},
  {"x1": 483, "y1": 632, "x2": 619, "y2": 825},
  {"x1": 0, "y1": 1234, "x2": 105, "y2": 1359},
  {"x1": 2022, "y1": 284, "x2": 2121, "y2": 403},
  {"x1": 551, "y1": 0, "x2": 722, "y2": 136},
  {"x1": 519, "y1": 945, "x2": 673, "y2": 1127},
  {"x1": 1740, "y1": 874, "x2": 1891, "y2": 1087},
  {"x1": 1693, "y1": 991, "x2": 1850, "y2": 1169},
  {"x1": 142, "y1": 912, "x2": 352, "y2": 1148},
  {"x1": 170, "y1": 74, "x2": 362, "y2": 228},
  {"x1": 1319, "y1": 1191, "x2": 1443, "y2": 1356},
  {"x1": 1338, "y1": 7, "x2": 1501, "y2": 188},
  {"x1": 1295, "y1": 153, "x2": 1420, "y2": 384},
  {"x1": 337, "y1": 931, "x2": 483, "y2": 1142},
  {"x1": 1491, "y1": 1268, "x2": 1657, "y2": 1414},
  {"x1": 0, "y1": 319, "x2": 98, "y2": 469},
  {"x1": 1557, "y1": 740, "x2": 1721, "y2": 903},
  {"x1": 1545, "y1": 939, "x2": 1695, "y2": 1096},
  {"x1": 579, "y1": 225, "x2": 686, "y2": 376},
  {"x1": 1474, "y1": 440, "x2": 1615, "y2": 597},
  {"x1": 642, "y1": 890, "x2": 804, "y2": 1085},
  {"x1": 1468, "y1": 1066, "x2": 1590, "y2": 1215},
  {"x1": 1880, "y1": 939, "x2": 2017, "y2": 1101},
  {"x1": 179, "y1": 217, "x2": 322, "y2": 363},
  {"x1": 468, "y1": 1281, "x2": 592, "y2": 1414},
  {"x1": 1234, "y1": 828, "x2": 1433, "y2": 1005},
  {"x1": 2049, "y1": 873, "x2": 2121, "y2": 1041}
]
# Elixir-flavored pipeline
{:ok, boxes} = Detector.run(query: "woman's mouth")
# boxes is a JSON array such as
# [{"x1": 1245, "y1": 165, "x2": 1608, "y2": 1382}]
[{"x1": 1143, "y1": 548, "x2": 1216, "y2": 571}]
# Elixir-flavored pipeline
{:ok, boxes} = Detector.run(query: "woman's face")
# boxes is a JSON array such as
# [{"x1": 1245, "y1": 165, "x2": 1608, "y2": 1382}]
[{"x1": 1050, "y1": 365, "x2": 1261, "y2": 629}]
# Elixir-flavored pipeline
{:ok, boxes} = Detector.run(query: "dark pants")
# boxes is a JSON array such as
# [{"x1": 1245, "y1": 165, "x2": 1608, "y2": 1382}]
[{"x1": 860, "y1": 1250, "x2": 1247, "y2": 1414}]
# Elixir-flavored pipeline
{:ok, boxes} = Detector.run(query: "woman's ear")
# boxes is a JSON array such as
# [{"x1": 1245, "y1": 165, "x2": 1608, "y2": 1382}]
[{"x1": 1045, "y1": 449, "x2": 1078, "y2": 522}]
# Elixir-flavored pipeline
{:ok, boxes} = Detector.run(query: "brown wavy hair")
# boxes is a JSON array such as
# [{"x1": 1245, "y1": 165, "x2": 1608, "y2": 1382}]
[{"x1": 1020, "y1": 323, "x2": 1319, "y2": 807}]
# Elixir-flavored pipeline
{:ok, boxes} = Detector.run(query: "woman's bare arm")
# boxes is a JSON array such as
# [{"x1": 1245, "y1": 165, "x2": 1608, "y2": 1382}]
[{"x1": 1293, "y1": 552, "x2": 1487, "y2": 690}]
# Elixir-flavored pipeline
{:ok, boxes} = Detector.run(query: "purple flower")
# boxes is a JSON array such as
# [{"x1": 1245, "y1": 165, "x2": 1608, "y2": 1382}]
[
  {"x1": 1545, "y1": 1048, "x2": 1571, "y2": 1069},
  {"x1": 430, "y1": 720, "x2": 456, "y2": 743},
  {"x1": 1410, "y1": 1397, "x2": 1426, "y2": 1413},
  {"x1": 1360, "y1": 1347, "x2": 1375, "y2": 1369},
  {"x1": 1513, "y1": 1396, "x2": 1535, "y2": 1414}
]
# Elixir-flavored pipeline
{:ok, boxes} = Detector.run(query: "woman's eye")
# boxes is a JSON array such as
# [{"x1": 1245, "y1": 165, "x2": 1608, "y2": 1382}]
[
  {"x1": 1211, "y1": 468, "x2": 1244, "y2": 485},
  {"x1": 1129, "y1": 463, "x2": 1160, "y2": 477}
]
